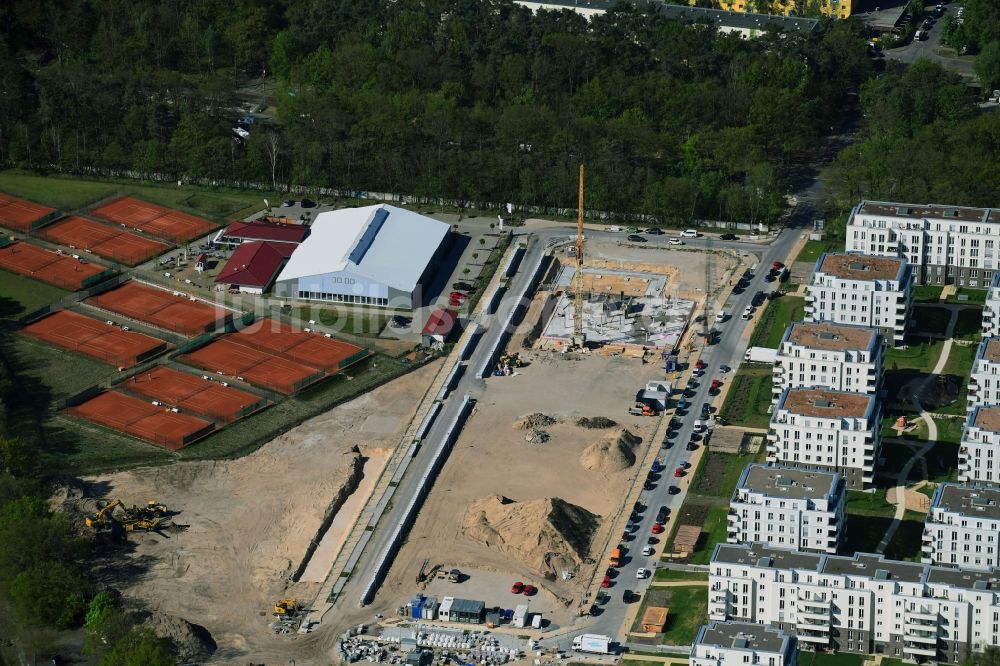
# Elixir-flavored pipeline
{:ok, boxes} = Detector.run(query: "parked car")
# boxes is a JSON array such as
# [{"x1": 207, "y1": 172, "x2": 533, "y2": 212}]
[
  {"x1": 667, "y1": 238, "x2": 684, "y2": 246},
  {"x1": 642, "y1": 545, "x2": 654, "y2": 556},
  {"x1": 651, "y1": 523, "x2": 663, "y2": 534},
  {"x1": 636, "y1": 568, "x2": 649, "y2": 579},
  {"x1": 281, "y1": 199, "x2": 295, "y2": 207},
  {"x1": 512, "y1": 581, "x2": 524, "y2": 594},
  {"x1": 300, "y1": 198, "x2": 316, "y2": 208},
  {"x1": 686, "y1": 442, "x2": 698, "y2": 451},
  {"x1": 752, "y1": 291, "x2": 766, "y2": 307},
  {"x1": 627, "y1": 234, "x2": 647, "y2": 242},
  {"x1": 645, "y1": 227, "x2": 664, "y2": 235},
  {"x1": 523, "y1": 585, "x2": 537, "y2": 596},
  {"x1": 720, "y1": 233, "x2": 738, "y2": 241},
  {"x1": 453, "y1": 281, "x2": 476, "y2": 291},
  {"x1": 601, "y1": 576, "x2": 612, "y2": 588},
  {"x1": 720, "y1": 364, "x2": 732, "y2": 374},
  {"x1": 680, "y1": 229, "x2": 700, "y2": 238},
  {"x1": 772, "y1": 261, "x2": 784, "y2": 270},
  {"x1": 674, "y1": 467, "x2": 684, "y2": 478},
  {"x1": 623, "y1": 589, "x2": 634, "y2": 603},
  {"x1": 668, "y1": 485, "x2": 680, "y2": 494}
]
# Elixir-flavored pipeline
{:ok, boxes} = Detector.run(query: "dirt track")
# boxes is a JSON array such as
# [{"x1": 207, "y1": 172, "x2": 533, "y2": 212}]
[{"x1": 86, "y1": 359, "x2": 442, "y2": 660}]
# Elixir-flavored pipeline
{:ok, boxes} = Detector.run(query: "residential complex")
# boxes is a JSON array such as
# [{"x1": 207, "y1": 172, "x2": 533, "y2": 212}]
[
  {"x1": 967, "y1": 338, "x2": 1000, "y2": 414},
  {"x1": 845, "y1": 200, "x2": 1000, "y2": 287},
  {"x1": 804, "y1": 253, "x2": 912, "y2": 346},
  {"x1": 716, "y1": 0, "x2": 850, "y2": 19},
  {"x1": 709, "y1": 542, "x2": 1000, "y2": 663},
  {"x1": 768, "y1": 387, "x2": 880, "y2": 490},
  {"x1": 691, "y1": 621, "x2": 798, "y2": 666},
  {"x1": 985, "y1": 273, "x2": 1000, "y2": 337},
  {"x1": 727, "y1": 464, "x2": 845, "y2": 553},
  {"x1": 772, "y1": 321, "x2": 883, "y2": 403},
  {"x1": 959, "y1": 406, "x2": 1000, "y2": 486},
  {"x1": 922, "y1": 483, "x2": 1000, "y2": 571}
]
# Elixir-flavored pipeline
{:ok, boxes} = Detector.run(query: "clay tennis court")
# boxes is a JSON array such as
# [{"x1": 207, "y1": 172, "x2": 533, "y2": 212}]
[
  {"x1": 22, "y1": 310, "x2": 168, "y2": 369},
  {"x1": 90, "y1": 196, "x2": 216, "y2": 244},
  {"x1": 123, "y1": 367, "x2": 266, "y2": 422},
  {"x1": 180, "y1": 337, "x2": 325, "y2": 395},
  {"x1": 233, "y1": 319, "x2": 365, "y2": 372},
  {"x1": 0, "y1": 193, "x2": 56, "y2": 232},
  {"x1": 87, "y1": 281, "x2": 233, "y2": 335},
  {"x1": 40, "y1": 215, "x2": 171, "y2": 266},
  {"x1": 0, "y1": 241, "x2": 112, "y2": 290},
  {"x1": 67, "y1": 391, "x2": 215, "y2": 450}
]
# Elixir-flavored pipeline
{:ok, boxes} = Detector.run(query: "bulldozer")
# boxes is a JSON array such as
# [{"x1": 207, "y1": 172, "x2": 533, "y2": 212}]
[{"x1": 274, "y1": 599, "x2": 302, "y2": 616}]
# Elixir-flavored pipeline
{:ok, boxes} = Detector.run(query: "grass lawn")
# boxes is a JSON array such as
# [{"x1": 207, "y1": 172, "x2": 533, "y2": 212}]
[
  {"x1": 911, "y1": 305, "x2": 951, "y2": 337},
  {"x1": 795, "y1": 239, "x2": 838, "y2": 264},
  {"x1": 885, "y1": 510, "x2": 926, "y2": 561},
  {"x1": 843, "y1": 512, "x2": 894, "y2": 554},
  {"x1": 932, "y1": 418, "x2": 965, "y2": 445},
  {"x1": 4, "y1": 335, "x2": 120, "y2": 403},
  {"x1": 716, "y1": 364, "x2": 772, "y2": 429},
  {"x1": 885, "y1": 340, "x2": 944, "y2": 372},
  {"x1": 924, "y1": 439, "x2": 959, "y2": 481},
  {"x1": 0, "y1": 271, "x2": 68, "y2": 320},
  {"x1": 0, "y1": 170, "x2": 269, "y2": 222},
  {"x1": 659, "y1": 586, "x2": 708, "y2": 645},
  {"x1": 954, "y1": 307, "x2": 983, "y2": 340},
  {"x1": 913, "y1": 285, "x2": 944, "y2": 303},
  {"x1": 691, "y1": 450, "x2": 762, "y2": 498},
  {"x1": 689, "y1": 505, "x2": 730, "y2": 565},
  {"x1": 847, "y1": 488, "x2": 894, "y2": 516},
  {"x1": 297, "y1": 305, "x2": 391, "y2": 338},
  {"x1": 917, "y1": 484, "x2": 937, "y2": 500},
  {"x1": 747, "y1": 296, "x2": 804, "y2": 349},
  {"x1": 947, "y1": 287, "x2": 987, "y2": 304},
  {"x1": 652, "y1": 568, "x2": 709, "y2": 582},
  {"x1": 803, "y1": 652, "x2": 867, "y2": 666},
  {"x1": 936, "y1": 342, "x2": 977, "y2": 415}
]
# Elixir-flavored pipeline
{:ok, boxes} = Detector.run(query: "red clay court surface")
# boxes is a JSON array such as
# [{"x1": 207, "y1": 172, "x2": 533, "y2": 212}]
[
  {"x1": 67, "y1": 391, "x2": 214, "y2": 450},
  {"x1": 0, "y1": 241, "x2": 110, "y2": 290},
  {"x1": 22, "y1": 310, "x2": 167, "y2": 369},
  {"x1": 181, "y1": 337, "x2": 324, "y2": 395},
  {"x1": 90, "y1": 197, "x2": 216, "y2": 244},
  {"x1": 0, "y1": 193, "x2": 55, "y2": 232},
  {"x1": 232, "y1": 319, "x2": 364, "y2": 372},
  {"x1": 87, "y1": 281, "x2": 233, "y2": 335},
  {"x1": 40, "y1": 215, "x2": 170, "y2": 266},
  {"x1": 123, "y1": 367, "x2": 266, "y2": 423}
]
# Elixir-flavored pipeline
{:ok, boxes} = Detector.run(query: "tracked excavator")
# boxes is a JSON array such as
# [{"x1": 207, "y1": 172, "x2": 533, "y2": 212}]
[{"x1": 85, "y1": 498, "x2": 169, "y2": 533}]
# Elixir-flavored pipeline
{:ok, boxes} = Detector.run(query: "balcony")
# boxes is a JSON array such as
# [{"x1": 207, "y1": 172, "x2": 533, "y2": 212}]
[
  {"x1": 797, "y1": 631, "x2": 831, "y2": 645},
  {"x1": 711, "y1": 591, "x2": 729, "y2": 604},
  {"x1": 922, "y1": 532, "x2": 934, "y2": 542},
  {"x1": 906, "y1": 609, "x2": 938, "y2": 622},
  {"x1": 903, "y1": 644, "x2": 938, "y2": 657}
]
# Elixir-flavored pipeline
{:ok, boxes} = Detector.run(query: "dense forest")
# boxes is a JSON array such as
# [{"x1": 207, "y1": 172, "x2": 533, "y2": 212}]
[
  {"x1": 940, "y1": 0, "x2": 1000, "y2": 91},
  {"x1": 0, "y1": 0, "x2": 877, "y2": 223}
]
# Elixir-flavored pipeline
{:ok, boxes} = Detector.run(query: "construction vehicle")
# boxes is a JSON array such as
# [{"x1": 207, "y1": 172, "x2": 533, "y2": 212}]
[
  {"x1": 499, "y1": 352, "x2": 522, "y2": 368},
  {"x1": 85, "y1": 499, "x2": 127, "y2": 529},
  {"x1": 628, "y1": 403, "x2": 656, "y2": 416},
  {"x1": 274, "y1": 599, "x2": 302, "y2": 616},
  {"x1": 85, "y1": 498, "x2": 169, "y2": 533}
]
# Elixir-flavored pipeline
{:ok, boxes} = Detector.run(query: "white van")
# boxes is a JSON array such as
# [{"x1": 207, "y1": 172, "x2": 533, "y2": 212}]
[{"x1": 716, "y1": 311, "x2": 727, "y2": 322}]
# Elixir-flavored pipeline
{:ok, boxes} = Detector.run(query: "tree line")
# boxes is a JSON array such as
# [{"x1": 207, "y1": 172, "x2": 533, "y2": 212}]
[{"x1": 0, "y1": 0, "x2": 875, "y2": 224}]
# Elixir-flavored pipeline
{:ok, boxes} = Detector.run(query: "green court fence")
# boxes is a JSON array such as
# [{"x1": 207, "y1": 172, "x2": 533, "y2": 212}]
[{"x1": 338, "y1": 348, "x2": 372, "y2": 371}]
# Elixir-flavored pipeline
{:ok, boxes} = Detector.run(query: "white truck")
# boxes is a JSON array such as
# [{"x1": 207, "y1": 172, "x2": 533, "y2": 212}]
[
  {"x1": 744, "y1": 347, "x2": 778, "y2": 364},
  {"x1": 572, "y1": 634, "x2": 613, "y2": 655}
]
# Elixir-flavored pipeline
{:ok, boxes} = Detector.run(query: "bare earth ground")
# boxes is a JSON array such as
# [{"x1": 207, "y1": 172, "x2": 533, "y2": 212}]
[
  {"x1": 369, "y1": 350, "x2": 662, "y2": 627},
  {"x1": 85, "y1": 359, "x2": 442, "y2": 661}
]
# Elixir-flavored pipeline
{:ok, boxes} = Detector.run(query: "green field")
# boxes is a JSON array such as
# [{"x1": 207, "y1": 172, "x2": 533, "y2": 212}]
[
  {"x1": 947, "y1": 287, "x2": 987, "y2": 304},
  {"x1": 691, "y1": 450, "x2": 762, "y2": 498},
  {"x1": 885, "y1": 339, "x2": 945, "y2": 372},
  {"x1": 954, "y1": 307, "x2": 984, "y2": 340},
  {"x1": 847, "y1": 488, "x2": 894, "y2": 516},
  {"x1": 297, "y1": 306, "x2": 391, "y2": 338},
  {"x1": 690, "y1": 505, "x2": 730, "y2": 565},
  {"x1": 3, "y1": 335, "x2": 120, "y2": 403},
  {"x1": 801, "y1": 652, "x2": 866, "y2": 666},
  {"x1": 913, "y1": 285, "x2": 944, "y2": 303},
  {"x1": 652, "y1": 568, "x2": 709, "y2": 582},
  {"x1": 937, "y1": 342, "x2": 978, "y2": 415},
  {"x1": 795, "y1": 239, "x2": 838, "y2": 264},
  {"x1": 659, "y1": 586, "x2": 708, "y2": 645},
  {"x1": 885, "y1": 511, "x2": 926, "y2": 561},
  {"x1": 911, "y1": 305, "x2": 951, "y2": 337},
  {"x1": 747, "y1": 296, "x2": 804, "y2": 349},
  {"x1": 0, "y1": 170, "x2": 268, "y2": 222},
  {"x1": 0, "y1": 271, "x2": 68, "y2": 320},
  {"x1": 717, "y1": 364, "x2": 772, "y2": 429}
]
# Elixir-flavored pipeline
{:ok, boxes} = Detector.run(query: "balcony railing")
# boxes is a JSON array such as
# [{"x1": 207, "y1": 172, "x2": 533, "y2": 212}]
[
  {"x1": 906, "y1": 609, "x2": 938, "y2": 622},
  {"x1": 903, "y1": 644, "x2": 937, "y2": 657}
]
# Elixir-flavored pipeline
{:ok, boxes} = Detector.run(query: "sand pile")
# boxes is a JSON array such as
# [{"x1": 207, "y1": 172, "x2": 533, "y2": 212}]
[
  {"x1": 143, "y1": 611, "x2": 216, "y2": 662},
  {"x1": 461, "y1": 495, "x2": 600, "y2": 578},
  {"x1": 576, "y1": 416, "x2": 617, "y2": 429},
  {"x1": 516, "y1": 413, "x2": 557, "y2": 429},
  {"x1": 579, "y1": 428, "x2": 642, "y2": 472}
]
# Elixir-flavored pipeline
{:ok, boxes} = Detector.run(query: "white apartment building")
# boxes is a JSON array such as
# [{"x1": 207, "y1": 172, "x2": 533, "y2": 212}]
[
  {"x1": 845, "y1": 200, "x2": 1000, "y2": 286},
  {"x1": 691, "y1": 621, "x2": 798, "y2": 666},
  {"x1": 773, "y1": 321, "x2": 883, "y2": 403},
  {"x1": 983, "y1": 273, "x2": 1000, "y2": 337},
  {"x1": 728, "y1": 464, "x2": 845, "y2": 553},
  {"x1": 967, "y1": 337, "x2": 1000, "y2": 414},
  {"x1": 959, "y1": 406, "x2": 1000, "y2": 485},
  {"x1": 922, "y1": 483, "x2": 1000, "y2": 571},
  {"x1": 709, "y1": 542, "x2": 1000, "y2": 663},
  {"x1": 768, "y1": 387, "x2": 880, "y2": 490},
  {"x1": 804, "y1": 253, "x2": 912, "y2": 346}
]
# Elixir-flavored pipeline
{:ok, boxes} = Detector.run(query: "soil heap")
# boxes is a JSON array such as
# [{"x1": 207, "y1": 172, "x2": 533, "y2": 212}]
[
  {"x1": 579, "y1": 428, "x2": 642, "y2": 472},
  {"x1": 516, "y1": 413, "x2": 557, "y2": 429},
  {"x1": 461, "y1": 495, "x2": 599, "y2": 578},
  {"x1": 143, "y1": 611, "x2": 216, "y2": 662},
  {"x1": 576, "y1": 416, "x2": 617, "y2": 429}
]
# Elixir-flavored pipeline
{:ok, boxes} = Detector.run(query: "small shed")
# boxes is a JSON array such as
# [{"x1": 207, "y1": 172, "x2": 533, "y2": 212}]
[
  {"x1": 406, "y1": 649, "x2": 432, "y2": 666},
  {"x1": 448, "y1": 598, "x2": 485, "y2": 624},
  {"x1": 438, "y1": 597, "x2": 454, "y2": 622},
  {"x1": 672, "y1": 525, "x2": 702, "y2": 557},
  {"x1": 637, "y1": 380, "x2": 671, "y2": 411},
  {"x1": 641, "y1": 605, "x2": 669, "y2": 633},
  {"x1": 422, "y1": 308, "x2": 458, "y2": 347},
  {"x1": 195, "y1": 253, "x2": 208, "y2": 273}
]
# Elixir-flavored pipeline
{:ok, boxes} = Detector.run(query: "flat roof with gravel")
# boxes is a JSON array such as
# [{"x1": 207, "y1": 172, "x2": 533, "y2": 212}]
[
  {"x1": 932, "y1": 483, "x2": 1000, "y2": 521},
  {"x1": 977, "y1": 338, "x2": 1000, "y2": 364},
  {"x1": 784, "y1": 321, "x2": 878, "y2": 352},
  {"x1": 712, "y1": 543, "x2": 822, "y2": 571},
  {"x1": 697, "y1": 621, "x2": 790, "y2": 654},
  {"x1": 821, "y1": 552, "x2": 925, "y2": 584},
  {"x1": 926, "y1": 567, "x2": 1000, "y2": 590},
  {"x1": 858, "y1": 201, "x2": 995, "y2": 224},
  {"x1": 817, "y1": 253, "x2": 906, "y2": 282},
  {"x1": 778, "y1": 387, "x2": 874, "y2": 419},
  {"x1": 972, "y1": 406, "x2": 1000, "y2": 433},
  {"x1": 737, "y1": 464, "x2": 840, "y2": 501}
]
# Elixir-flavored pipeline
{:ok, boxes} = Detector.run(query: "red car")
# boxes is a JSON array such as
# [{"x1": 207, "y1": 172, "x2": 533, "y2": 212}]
[
  {"x1": 449, "y1": 298, "x2": 462, "y2": 307},
  {"x1": 511, "y1": 581, "x2": 524, "y2": 594},
  {"x1": 601, "y1": 576, "x2": 612, "y2": 588},
  {"x1": 711, "y1": 379, "x2": 722, "y2": 390},
  {"x1": 651, "y1": 523, "x2": 663, "y2": 535},
  {"x1": 523, "y1": 585, "x2": 537, "y2": 596},
  {"x1": 772, "y1": 261, "x2": 783, "y2": 270},
  {"x1": 695, "y1": 359, "x2": 706, "y2": 370},
  {"x1": 674, "y1": 467, "x2": 685, "y2": 477}
]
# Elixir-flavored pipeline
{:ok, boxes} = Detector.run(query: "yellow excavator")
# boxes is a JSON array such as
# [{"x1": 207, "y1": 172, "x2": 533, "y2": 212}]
[
  {"x1": 274, "y1": 599, "x2": 302, "y2": 616},
  {"x1": 85, "y1": 498, "x2": 168, "y2": 533}
]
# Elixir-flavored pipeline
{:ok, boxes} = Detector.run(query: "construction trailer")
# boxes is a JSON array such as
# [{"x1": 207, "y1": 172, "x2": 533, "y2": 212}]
[
  {"x1": 448, "y1": 598, "x2": 485, "y2": 624},
  {"x1": 421, "y1": 596, "x2": 438, "y2": 620},
  {"x1": 512, "y1": 604, "x2": 530, "y2": 628},
  {"x1": 437, "y1": 597, "x2": 454, "y2": 622}
]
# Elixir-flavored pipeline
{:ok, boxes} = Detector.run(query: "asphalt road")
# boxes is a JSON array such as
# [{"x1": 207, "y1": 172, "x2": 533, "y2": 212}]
[
  {"x1": 544, "y1": 213, "x2": 808, "y2": 651},
  {"x1": 883, "y1": 3, "x2": 975, "y2": 79}
]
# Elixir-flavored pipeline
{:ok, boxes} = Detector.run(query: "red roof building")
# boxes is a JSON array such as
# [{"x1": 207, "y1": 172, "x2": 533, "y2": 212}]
[
  {"x1": 214, "y1": 220, "x2": 309, "y2": 247},
  {"x1": 214, "y1": 241, "x2": 295, "y2": 294},
  {"x1": 421, "y1": 309, "x2": 458, "y2": 346}
]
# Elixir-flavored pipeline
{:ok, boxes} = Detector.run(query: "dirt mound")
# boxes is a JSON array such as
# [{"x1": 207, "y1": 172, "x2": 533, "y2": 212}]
[
  {"x1": 576, "y1": 416, "x2": 618, "y2": 429},
  {"x1": 516, "y1": 413, "x2": 557, "y2": 430},
  {"x1": 143, "y1": 611, "x2": 216, "y2": 661},
  {"x1": 579, "y1": 429, "x2": 642, "y2": 472},
  {"x1": 461, "y1": 495, "x2": 600, "y2": 578}
]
